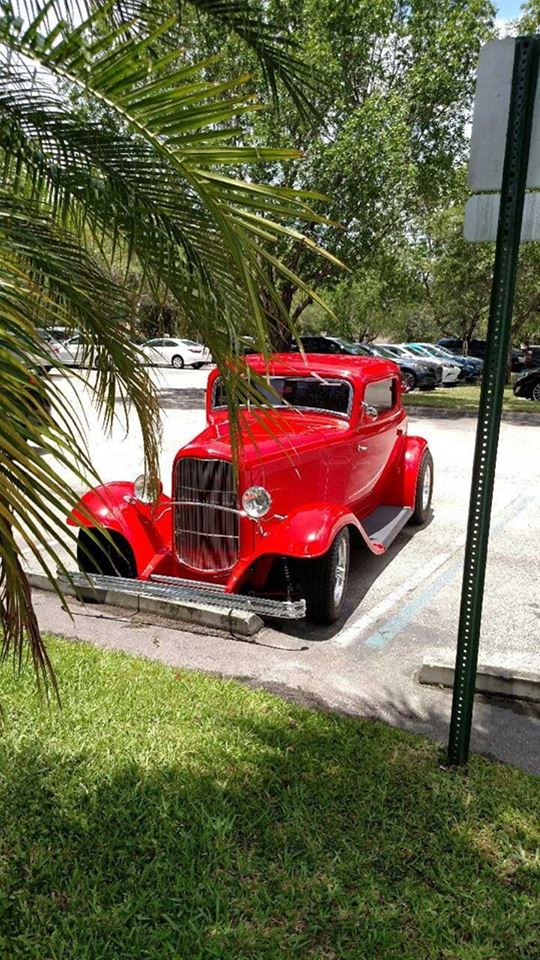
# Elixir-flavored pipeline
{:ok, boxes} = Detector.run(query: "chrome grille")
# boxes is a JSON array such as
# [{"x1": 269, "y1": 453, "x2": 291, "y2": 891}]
[{"x1": 174, "y1": 458, "x2": 239, "y2": 571}]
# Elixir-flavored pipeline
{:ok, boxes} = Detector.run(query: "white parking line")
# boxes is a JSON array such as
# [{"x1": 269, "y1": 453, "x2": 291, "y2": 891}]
[
  {"x1": 333, "y1": 546, "x2": 460, "y2": 648},
  {"x1": 332, "y1": 493, "x2": 533, "y2": 649}
]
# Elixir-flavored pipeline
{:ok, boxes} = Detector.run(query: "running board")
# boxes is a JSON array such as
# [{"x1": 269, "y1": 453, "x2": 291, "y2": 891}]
[
  {"x1": 56, "y1": 571, "x2": 306, "y2": 622},
  {"x1": 361, "y1": 505, "x2": 413, "y2": 551}
]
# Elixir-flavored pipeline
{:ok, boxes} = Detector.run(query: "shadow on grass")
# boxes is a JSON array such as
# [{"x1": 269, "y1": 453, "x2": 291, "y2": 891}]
[{"x1": 0, "y1": 702, "x2": 538, "y2": 960}]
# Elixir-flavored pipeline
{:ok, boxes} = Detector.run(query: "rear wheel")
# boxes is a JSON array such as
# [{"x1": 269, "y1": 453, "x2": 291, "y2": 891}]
[
  {"x1": 77, "y1": 528, "x2": 136, "y2": 578},
  {"x1": 532, "y1": 382, "x2": 540, "y2": 401},
  {"x1": 300, "y1": 527, "x2": 350, "y2": 624},
  {"x1": 400, "y1": 369, "x2": 416, "y2": 392},
  {"x1": 409, "y1": 450, "x2": 434, "y2": 525},
  {"x1": 171, "y1": 354, "x2": 185, "y2": 369}
]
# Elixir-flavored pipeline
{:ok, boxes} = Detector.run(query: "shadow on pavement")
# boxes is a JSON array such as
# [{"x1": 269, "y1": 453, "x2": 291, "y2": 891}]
[{"x1": 273, "y1": 512, "x2": 434, "y2": 644}]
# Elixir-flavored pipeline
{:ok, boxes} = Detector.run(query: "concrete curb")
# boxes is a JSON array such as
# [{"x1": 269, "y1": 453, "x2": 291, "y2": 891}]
[
  {"x1": 28, "y1": 573, "x2": 264, "y2": 637},
  {"x1": 405, "y1": 405, "x2": 540, "y2": 425},
  {"x1": 419, "y1": 652, "x2": 540, "y2": 702}
]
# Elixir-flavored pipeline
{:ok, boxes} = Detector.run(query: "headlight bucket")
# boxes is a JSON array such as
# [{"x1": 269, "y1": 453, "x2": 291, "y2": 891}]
[
  {"x1": 242, "y1": 486, "x2": 272, "y2": 519},
  {"x1": 133, "y1": 474, "x2": 162, "y2": 503}
]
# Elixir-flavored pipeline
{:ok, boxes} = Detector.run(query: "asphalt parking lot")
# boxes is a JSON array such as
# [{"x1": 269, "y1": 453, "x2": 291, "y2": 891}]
[{"x1": 29, "y1": 367, "x2": 540, "y2": 772}]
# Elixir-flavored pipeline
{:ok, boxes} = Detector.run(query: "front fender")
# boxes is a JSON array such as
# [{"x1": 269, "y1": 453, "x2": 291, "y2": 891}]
[
  {"x1": 265, "y1": 503, "x2": 363, "y2": 559},
  {"x1": 226, "y1": 503, "x2": 372, "y2": 592},
  {"x1": 68, "y1": 482, "x2": 173, "y2": 578}
]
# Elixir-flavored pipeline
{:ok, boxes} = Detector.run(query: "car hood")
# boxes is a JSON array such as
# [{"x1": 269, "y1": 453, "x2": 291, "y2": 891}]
[
  {"x1": 175, "y1": 410, "x2": 352, "y2": 512},
  {"x1": 178, "y1": 410, "x2": 350, "y2": 466}
]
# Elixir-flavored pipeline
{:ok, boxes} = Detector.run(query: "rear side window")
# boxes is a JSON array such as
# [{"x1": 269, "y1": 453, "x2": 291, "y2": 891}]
[{"x1": 364, "y1": 377, "x2": 397, "y2": 412}]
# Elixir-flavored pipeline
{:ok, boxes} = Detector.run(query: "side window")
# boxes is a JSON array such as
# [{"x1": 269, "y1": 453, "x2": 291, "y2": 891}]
[
  {"x1": 163, "y1": 339, "x2": 177, "y2": 347},
  {"x1": 364, "y1": 377, "x2": 397, "y2": 413}
]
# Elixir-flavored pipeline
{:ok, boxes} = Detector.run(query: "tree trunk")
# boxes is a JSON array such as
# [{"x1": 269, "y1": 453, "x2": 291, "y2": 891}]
[{"x1": 263, "y1": 280, "x2": 297, "y2": 352}]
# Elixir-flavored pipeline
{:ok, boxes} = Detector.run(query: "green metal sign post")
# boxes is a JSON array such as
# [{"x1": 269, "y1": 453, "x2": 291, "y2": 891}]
[{"x1": 447, "y1": 36, "x2": 540, "y2": 766}]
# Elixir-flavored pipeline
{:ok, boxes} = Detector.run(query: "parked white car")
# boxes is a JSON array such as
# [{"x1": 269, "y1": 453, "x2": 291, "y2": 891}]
[
  {"x1": 37, "y1": 328, "x2": 77, "y2": 367},
  {"x1": 139, "y1": 337, "x2": 211, "y2": 368},
  {"x1": 63, "y1": 333, "x2": 94, "y2": 366},
  {"x1": 394, "y1": 344, "x2": 461, "y2": 385}
]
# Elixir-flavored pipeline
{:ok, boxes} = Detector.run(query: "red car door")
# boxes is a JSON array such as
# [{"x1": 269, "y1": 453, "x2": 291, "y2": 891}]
[{"x1": 348, "y1": 376, "x2": 403, "y2": 507}]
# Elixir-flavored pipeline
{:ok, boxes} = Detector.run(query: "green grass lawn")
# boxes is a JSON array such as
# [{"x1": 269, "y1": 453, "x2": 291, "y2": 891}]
[
  {"x1": 403, "y1": 383, "x2": 537, "y2": 414},
  {"x1": 0, "y1": 638, "x2": 538, "y2": 960}
]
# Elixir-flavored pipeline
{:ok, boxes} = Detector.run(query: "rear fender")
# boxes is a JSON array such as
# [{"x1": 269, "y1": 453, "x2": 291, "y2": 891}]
[
  {"x1": 68, "y1": 482, "x2": 173, "y2": 578},
  {"x1": 382, "y1": 435, "x2": 429, "y2": 509}
]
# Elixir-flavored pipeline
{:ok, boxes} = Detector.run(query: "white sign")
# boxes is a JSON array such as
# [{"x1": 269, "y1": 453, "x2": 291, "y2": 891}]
[
  {"x1": 468, "y1": 38, "x2": 540, "y2": 191},
  {"x1": 464, "y1": 191, "x2": 540, "y2": 241}
]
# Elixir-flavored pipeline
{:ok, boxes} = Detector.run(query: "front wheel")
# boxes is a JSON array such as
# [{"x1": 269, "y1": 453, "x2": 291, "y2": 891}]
[
  {"x1": 300, "y1": 527, "x2": 350, "y2": 624},
  {"x1": 171, "y1": 354, "x2": 185, "y2": 369},
  {"x1": 532, "y1": 382, "x2": 540, "y2": 401},
  {"x1": 77, "y1": 528, "x2": 136, "y2": 578},
  {"x1": 409, "y1": 450, "x2": 434, "y2": 525}
]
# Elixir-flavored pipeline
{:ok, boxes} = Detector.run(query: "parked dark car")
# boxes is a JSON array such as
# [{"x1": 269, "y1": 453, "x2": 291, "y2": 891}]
[
  {"x1": 289, "y1": 335, "x2": 371, "y2": 356},
  {"x1": 360, "y1": 343, "x2": 443, "y2": 392},
  {"x1": 513, "y1": 367, "x2": 540, "y2": 401},
  {"x1": 437, "y1": 337, "x2": 526, "y2": 372},
  {"x1": 522, "y1": 344, "x2": 540, "y2": 368}
]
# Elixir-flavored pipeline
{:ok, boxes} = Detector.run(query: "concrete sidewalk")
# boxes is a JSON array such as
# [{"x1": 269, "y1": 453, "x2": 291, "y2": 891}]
[{"x1": 32, "y1": 586, "x2": 540, "y2": 775}]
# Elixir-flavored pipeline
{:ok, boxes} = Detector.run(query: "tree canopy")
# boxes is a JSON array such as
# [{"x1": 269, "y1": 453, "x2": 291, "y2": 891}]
[{"x1": 154, "y1": 0, "x2": 495, "y2": 342}]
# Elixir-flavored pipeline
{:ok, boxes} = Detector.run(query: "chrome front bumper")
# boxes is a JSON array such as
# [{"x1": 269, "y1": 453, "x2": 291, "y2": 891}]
[{"x1": 59, "y1": 571, "x2": 306, "y2": 620}]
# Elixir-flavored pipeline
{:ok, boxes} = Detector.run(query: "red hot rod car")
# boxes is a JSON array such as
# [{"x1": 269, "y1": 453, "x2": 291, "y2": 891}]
[{"x1": 69, "y1": 354, "x2": 433, "y2": 624}]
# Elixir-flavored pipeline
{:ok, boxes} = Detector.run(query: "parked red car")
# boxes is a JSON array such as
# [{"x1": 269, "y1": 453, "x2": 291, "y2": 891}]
[{"x1": 69, "y1": 355, "x2": 433, "y2": 624}]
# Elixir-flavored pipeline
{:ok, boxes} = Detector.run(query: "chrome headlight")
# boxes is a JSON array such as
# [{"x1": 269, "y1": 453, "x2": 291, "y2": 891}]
[
  {"x1": 133, "y1": 473, "x2": 158, "y2": 503},
  {"x1": 242, "y1": 485, "x2": 272, "y2": 519}
]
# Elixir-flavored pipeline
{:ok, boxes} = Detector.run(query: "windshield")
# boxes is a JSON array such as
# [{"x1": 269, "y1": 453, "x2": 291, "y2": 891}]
[
  {"x1": 333, "y1": 338, "x2": 370, "y2": 356},
  {"x1": 381, "y1": 345, "x2": 408, "y2": 358},
  {"x1": 213, "y1": 375, "x2": 352, "y2": 416},
  {"x1": 406, "y1": 345, "x2": 430, "y2": 358},
  {"x1": 370, "y1": 345, "x2": 396, "y2": 359}
]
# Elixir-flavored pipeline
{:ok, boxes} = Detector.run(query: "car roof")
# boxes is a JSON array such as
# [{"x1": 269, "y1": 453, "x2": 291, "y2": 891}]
[{"x1": 243, "y1": 353, "x2": 398, "y2": 384}]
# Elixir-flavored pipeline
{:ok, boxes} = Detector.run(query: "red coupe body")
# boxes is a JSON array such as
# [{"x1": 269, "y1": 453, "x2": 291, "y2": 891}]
[{"x1": 69, "y1": 354, "x2": 432, "y2": 622}]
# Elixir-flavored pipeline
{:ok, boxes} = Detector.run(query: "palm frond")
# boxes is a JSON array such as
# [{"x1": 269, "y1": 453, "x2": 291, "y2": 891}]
[{"x1": 0, "y1": 1, "x2": 337, "y2": 688}]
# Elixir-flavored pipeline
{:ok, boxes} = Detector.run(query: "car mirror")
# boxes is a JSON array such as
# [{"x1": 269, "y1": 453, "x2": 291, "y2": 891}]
[{"x1": 361, "y1": 401, "x2": 378, "y2": 420}]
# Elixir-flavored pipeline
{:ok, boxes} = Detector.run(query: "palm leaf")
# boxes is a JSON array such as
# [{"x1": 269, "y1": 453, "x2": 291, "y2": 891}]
[{"x1": 0, "y1": 1, "x2": 337, "y2": 689}]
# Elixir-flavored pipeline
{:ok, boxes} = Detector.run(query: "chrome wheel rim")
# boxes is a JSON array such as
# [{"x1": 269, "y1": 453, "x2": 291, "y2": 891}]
[
  {"x1": 334, "y1": 535, "x2": 348, "y2": 607},
  {"x1": 422, "y1": 463, "x2": 432, "y2": 511},
  {"x1": 402, "y1": 372, "x2": 415, "y2": 392}
]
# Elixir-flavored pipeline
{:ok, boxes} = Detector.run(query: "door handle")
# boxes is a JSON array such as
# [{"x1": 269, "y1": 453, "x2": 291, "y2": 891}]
[{"x1": 357, "y1": 444, "x2": 368, "y2": 452}]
